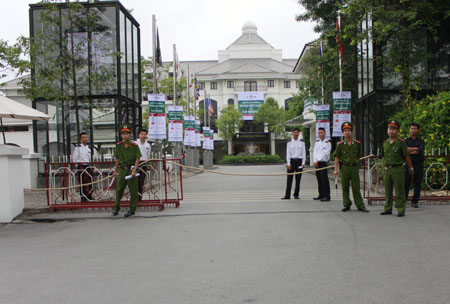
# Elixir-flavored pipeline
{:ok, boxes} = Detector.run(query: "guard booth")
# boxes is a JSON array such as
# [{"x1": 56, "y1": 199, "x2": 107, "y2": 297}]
[{"x1": 29, "y1": 1, "x2": 142, "y2": 168}]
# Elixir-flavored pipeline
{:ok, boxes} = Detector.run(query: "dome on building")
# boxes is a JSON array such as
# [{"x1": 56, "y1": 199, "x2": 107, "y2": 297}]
[{"x1": 242, "y1": 21, "x2": 257, "y2": 34}]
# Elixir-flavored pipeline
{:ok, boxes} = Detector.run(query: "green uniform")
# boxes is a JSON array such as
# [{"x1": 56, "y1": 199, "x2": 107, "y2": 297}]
[
  {"x1": 335, "y1": 139, "x2": 365, "y2": 209},
  {"x1": 382, "y1": 138, "x2": 408, "y2": 213},
  {"x1": 114, "y1": 141, "x2": 141, "y2": 212}
]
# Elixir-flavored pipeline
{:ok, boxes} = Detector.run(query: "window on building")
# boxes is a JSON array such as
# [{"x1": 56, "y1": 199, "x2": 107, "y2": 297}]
[
  {"x1": 244, "y1": 81, "x2": 257, "y2": 91},
  {"x1": 199, "y1": 82, "x2": 205, "y2": 89},
  {"x1": 267, "y1": 80, "x2": 274, "y2": 87},
  {"x1": 284, "y1": 81, "x2": 291, "y2": 88},
  {"x1": 211, "y1": 82, "x2": 217, "y2": 90},
  {"x1": 227, "y1": 81, "x2": 234, "y2": 88},
  {"x1": 228, "y1": 98, "x2": 234, "y2": 105},
  {"x1": 295, "y1": 81, "x2": 299, "y2": 88}
]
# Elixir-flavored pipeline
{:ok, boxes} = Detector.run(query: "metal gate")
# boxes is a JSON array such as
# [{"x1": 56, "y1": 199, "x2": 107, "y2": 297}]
[
  {"x1": 45, "y1": 159, "x2": 183, "y2": 212},
  {"x1": 363, "y1": 155, "x2": 450, "y2": 205}
]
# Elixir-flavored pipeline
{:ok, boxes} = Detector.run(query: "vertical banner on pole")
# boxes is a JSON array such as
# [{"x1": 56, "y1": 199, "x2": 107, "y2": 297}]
[
  {"x1": 202, "y1": 126, "x2": 210, "y2": 150},
  {"x1": 184, "y1": 116, "x2": 195, "y2": 146},
  {"x1": 315, "y1": 105, "x2": 331, "y2": 140},
  {"x1": 208, "y1": 129, "x2": 214, "y2": 151},
  {"x1": 148, "y1": 94, "x2": 166, "y2": 140},
  {"x1": 194, "y1": 120, "x2": 201, "y2": 147},
  {"x1": 168, "y1": 105, "x2": 183, "y2": 142},
  {"x1": 237, "y1": 92, "x2": 265, "y2": 120},
  {"x1": 332, "y1": 91, "x2": 351, "y2": 137}
]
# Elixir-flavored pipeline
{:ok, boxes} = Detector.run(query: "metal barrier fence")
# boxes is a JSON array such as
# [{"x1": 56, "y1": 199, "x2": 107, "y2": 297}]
[
  {"x1": 363, "y1": 155, "x2": 450, "y2": 205},
  {"x1": 45, "y1": 159, "x2": 183, "y2": 212}
]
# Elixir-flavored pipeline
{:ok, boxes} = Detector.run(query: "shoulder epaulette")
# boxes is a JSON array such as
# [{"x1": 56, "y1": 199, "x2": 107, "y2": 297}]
[
  {"x1": 131, "y1": 142, "x2": 138, "y2": 146},
  {"x1": 354, "y1": 139, "x2": 361, "y2": 144},
  {"x1": 338, "y1": 141, "x2": 344, "y2": 145},
  {"x1": 300, "y1": 139, "x2": 304, "y2": 141},
  {"x1": 325, "y1": 140, "x2": 330, "y2": 143}
]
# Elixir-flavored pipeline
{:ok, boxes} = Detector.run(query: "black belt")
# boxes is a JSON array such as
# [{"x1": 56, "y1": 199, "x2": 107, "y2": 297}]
[
  {"x1": 290, "y1": 158, "x2": 302, "y2": 161},
  {"x1": 119, "y1": 165, "x2": 133, "y2": 170},
  {"x1": 386, "y1": 164, "x2": 402, "y2": 168}
]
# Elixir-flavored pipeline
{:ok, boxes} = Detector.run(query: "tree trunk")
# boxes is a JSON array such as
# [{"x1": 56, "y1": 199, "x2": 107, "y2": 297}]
[{"x1": 227, "y1": 139, "x2": 232, "y2": 155}]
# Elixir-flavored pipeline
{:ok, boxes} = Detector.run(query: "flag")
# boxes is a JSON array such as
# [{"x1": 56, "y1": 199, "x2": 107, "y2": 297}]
[
  {"x1": 318, "y1": 42, "x2": 323, "y2": 76},
  {"x1": 206, "y1": 94, "x2": 214, "y2": 117},
  {"x1": 336, "y1": 17, "x2": 344, "y2": 59},
  {"x1": 194, "y1": 77, "x2": 200, "y2": 99},
  {"x1": 156, "y1": 29, "x2": 162, "y2": 66}
]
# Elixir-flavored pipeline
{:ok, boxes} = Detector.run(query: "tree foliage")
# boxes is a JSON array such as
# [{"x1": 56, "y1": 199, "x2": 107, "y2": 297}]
[
  {"x1": 254, "y1": 97, "x2": 286, "y2": 135},
  {"x1": 216, "y1": 104, "x2": 243, "y2": 140},
  {"x1": 296, "y1": 0, "x2": 450, "y2": 113}
]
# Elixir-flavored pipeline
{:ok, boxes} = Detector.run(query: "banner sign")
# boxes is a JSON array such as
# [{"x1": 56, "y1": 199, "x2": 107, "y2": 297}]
[
  {"x1": 237, "y1": 92, "x2": 265, "y2": 121},
  {"x1": 332, "y1": 91, "x2": 351, "y2": 137},
  {"x1": 202, "y1": 127, "x2": 210, "y2": 150},
  {"x1": 168, "y1": 105, "x2": 183, "y2": 142},
  {"x1": 303, "y1": 97, "x2": 317, "y2": 114},
  {"x1": 194, "y1": 120, "x2": 201, "y2": 147},
  {"x1": 184, "y1": 116, "x2": 196, "y2": 146},
  {"x1": 314, "y1": 104, "x2": 331, "y2": 140},
  {"x1": 148, "y1": 94, "x2": 166, "y2": 140}
]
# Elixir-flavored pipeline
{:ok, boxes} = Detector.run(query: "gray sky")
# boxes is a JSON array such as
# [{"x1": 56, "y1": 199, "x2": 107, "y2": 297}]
[{"x1": 0, "y1": 0, "x2": 318, "y2": 61}]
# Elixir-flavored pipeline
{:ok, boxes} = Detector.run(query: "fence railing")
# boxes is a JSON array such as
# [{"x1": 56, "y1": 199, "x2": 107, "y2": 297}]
[
  {"x1": 45, "y1": 159, "x2": 183, "y2": 212},
  {"x1": 363, "y1": 155, "x2": 450, "y2": 205}
]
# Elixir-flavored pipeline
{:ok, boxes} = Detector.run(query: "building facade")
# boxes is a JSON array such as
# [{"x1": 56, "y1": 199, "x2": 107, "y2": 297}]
[{"x1": 177, "y1": 22, "x2": 301, "y2": 157}]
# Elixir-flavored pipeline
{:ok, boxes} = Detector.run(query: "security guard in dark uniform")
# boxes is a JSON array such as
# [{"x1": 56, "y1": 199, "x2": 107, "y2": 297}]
[
  {"x1": 334, "y1": 122, "x2": 369, "y2": 212},
  {"x1": 380, "y1": 120, "x2": 414, "y2": 217},
  {"x1": 112, "y1": 124, "x2": 141, "y2": 217}
]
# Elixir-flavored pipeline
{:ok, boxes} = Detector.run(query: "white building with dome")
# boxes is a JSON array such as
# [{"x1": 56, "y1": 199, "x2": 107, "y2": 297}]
[{"x1": 177, "y1": 21, "x2": 301, "y2": 156}]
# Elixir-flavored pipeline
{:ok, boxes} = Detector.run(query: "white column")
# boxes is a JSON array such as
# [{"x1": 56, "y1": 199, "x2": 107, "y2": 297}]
[{"x1": 0, "y1": 145, "x2": 29, "y2": 222}]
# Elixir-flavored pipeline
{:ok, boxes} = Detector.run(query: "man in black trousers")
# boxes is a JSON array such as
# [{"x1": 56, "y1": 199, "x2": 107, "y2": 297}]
[
  {"x1": 404, "y1": 123, "x2": 425, "y2": 208},
  {"x1": 282, "y1": 128, "x2": 306, "y2": 200},
  {"x1": 313, "y1": 127, "x2": 332, "y2": 201}
]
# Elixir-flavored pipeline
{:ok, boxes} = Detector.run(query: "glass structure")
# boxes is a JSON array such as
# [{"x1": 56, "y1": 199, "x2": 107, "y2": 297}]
[
  {"x1": 30, "y1": 1, "x2": 141, "y2": 160},
  {"x1": 355, "y1": 14, "x2": 450, "y2": 154}
]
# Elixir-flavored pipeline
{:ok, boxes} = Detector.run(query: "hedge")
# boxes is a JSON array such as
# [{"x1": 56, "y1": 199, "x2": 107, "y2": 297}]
[{"x1": 219, "y1": 155, "x2": 283, "y2": 164}]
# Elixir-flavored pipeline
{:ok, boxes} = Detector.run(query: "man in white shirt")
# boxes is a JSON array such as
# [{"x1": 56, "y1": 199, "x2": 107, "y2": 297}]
[
  {"x1": 282, "y1": 128, "x2": 306, "y2": 200},
  {"x1": 73, "y1": 132, "x2": 92, "y2": 201},
  {"x1": 313, "y1": 127, "x2": 332, "y2": 201},
  {"x1": 134, "y1": 129, "x2": 151, "y2": 200}
]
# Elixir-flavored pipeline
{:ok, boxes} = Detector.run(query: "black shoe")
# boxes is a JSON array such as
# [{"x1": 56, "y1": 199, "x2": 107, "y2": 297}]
[
  {"x1": 342, "y1": 206, "x2": 350, "y2": 212},
  {"x1": 411, "y1": 202, "x2": 419, "y2": 208},
  {"x1": 320, "y1": 197, "x2": 331, "y2": 202},
  {"x1": 358, "y1": 207, "x2": 369, "y2": 212},
  {"x1": 294, "y1": 196, "x2": 300, "y2": 199},
  {"x1": 380, "y1": 211, "x2": 392, "y2": 215},
  {"x1": 313, "y1": 196, "x2": 322, "y2": 200},
  {"x1": 281, "y1": 197, "x2": 290, "y2": 200},
  {"x1": 112, "y1": 210, "x2": 119, "y2": 216},
  {"x1": 397, "y1": 212, "x2": 405, "y2": 217},
  {"x1": 124, "y1": 210, "x2": 135, "y2": 218}
]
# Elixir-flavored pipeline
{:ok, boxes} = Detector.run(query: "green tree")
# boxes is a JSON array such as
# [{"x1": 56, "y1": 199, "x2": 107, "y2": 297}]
[
  {"x1": 254, "y1": 97, "x2": 286, "y2": 135},
  {"x1": 216, "y1": 104, "x2": 243, "y2": 154}
]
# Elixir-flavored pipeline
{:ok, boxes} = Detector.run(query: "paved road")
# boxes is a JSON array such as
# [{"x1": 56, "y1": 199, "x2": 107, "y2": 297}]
[{"x1": 1, "y1": 165, "x2": 450, "y2": 304}]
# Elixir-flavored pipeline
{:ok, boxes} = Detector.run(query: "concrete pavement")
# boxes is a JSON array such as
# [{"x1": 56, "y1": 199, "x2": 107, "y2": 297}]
[{"x1": 1, "y1": 164, "x2": 450, "y2": 304}]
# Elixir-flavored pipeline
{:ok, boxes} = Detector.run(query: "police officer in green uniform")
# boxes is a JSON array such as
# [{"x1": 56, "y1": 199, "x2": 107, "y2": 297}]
[
  {"x1": 112, "y1": 124, "x2": 141, "y2": 217},
  {"x1": 380, "y1": 120, "x2": 414, "y2": 217},
  {"x1": 334, "y1": 122, "x2": 369, "y2": 212}
]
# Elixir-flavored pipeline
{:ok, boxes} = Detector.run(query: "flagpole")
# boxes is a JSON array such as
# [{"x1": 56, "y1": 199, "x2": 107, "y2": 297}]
[
  {"x1": 193, "y1": 73, "x2": 197, "y2": 118},
  {"x1": 173, "y1": 44, "x2": 177, "y2": 105},
  {"x1": 320, "y1": 40, "x2": 325, "y2": 104},
  {"x1": 204, "y1": 88, "x2": 207, "y2": 130},
  {"x1": 152, "y1": 15, "x2": 157, "y2": 94},
  {"x1": 338, "y1": 13, "x2": 343, "y2": 92},
  {"x1": 186, "y1": 65, "x2": 190, "y2": 116}
]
